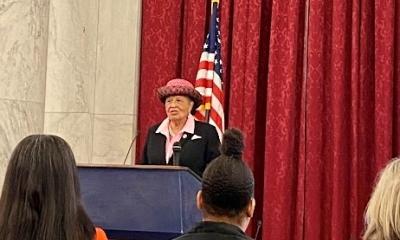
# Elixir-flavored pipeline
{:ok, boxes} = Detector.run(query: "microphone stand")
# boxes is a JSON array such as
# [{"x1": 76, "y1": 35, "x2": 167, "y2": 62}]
[
  {"x1": 172, "y1": 142, "x2": 181, "y2": 166},
  {"x1": 254, "y1": 220, "x2": 262, "y2": 240},
  {"x1": 123, "y1": 133, "x2": 139, "y2": 165}
]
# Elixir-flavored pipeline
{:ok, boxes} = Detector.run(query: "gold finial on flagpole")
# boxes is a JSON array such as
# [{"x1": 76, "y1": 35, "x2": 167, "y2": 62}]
[{"x1": 211, "y1": 0, "x2": 219, "y2": 13}]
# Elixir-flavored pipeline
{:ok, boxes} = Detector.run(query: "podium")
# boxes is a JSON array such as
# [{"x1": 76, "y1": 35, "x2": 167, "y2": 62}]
[{"x1": 78, "y1": 165, "x2": 202, "y2": 240}]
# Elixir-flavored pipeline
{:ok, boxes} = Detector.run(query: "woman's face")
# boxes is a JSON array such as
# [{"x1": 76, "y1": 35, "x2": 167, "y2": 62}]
[{"x1": 165, "y1": 95, "x2": 194, "y2": 122}]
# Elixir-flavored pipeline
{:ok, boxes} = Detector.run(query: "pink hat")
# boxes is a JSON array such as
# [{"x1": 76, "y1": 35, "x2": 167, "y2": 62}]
[{"x1": 157, "y1": 78, "x2": 202, "y2": 109}]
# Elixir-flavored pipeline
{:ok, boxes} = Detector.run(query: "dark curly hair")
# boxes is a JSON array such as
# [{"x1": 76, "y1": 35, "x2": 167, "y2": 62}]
[{"x1": 201, "y1": 128, "x2": 254, "y2": 217}]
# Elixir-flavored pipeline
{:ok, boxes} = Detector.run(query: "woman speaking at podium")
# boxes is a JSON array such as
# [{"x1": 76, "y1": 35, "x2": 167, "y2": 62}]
[{"x1": 141, "y1": 78, "x2": 220, "y2": 176}]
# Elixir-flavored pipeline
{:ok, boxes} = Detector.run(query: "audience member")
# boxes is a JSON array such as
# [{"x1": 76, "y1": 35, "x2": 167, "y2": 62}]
[
  {"x1": 0, "y1": 134, "x2": 108, "y2": 240},
  {"x1": 174, "y1": 128, "x2": 255, "y2": 240},
  {"x1": 363, "y1": 157, "x2": 400, "y2": 240}
]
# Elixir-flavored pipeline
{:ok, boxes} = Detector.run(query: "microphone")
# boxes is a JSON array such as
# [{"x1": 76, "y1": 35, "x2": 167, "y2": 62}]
[
  {"x1": 123, "y1": 132, "x2": 139, "y2": 165},
  {"x1": 254, "y1": 220, "x2": 262, "y2": 240},
  {"x1": 172, "y1": 142, "x2": 181, "y2": 166}
]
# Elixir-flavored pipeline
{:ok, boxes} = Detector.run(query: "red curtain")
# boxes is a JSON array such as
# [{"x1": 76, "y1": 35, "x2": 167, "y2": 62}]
[{"x1": 138, "y1": 0, "x2": 400, "y2": 239}]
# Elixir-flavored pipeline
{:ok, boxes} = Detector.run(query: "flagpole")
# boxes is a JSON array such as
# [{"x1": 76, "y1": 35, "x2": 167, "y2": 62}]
[
  {"x1": 205, "y1": 109, "x2": 210, "y2": 122},
  {"x1": 204, "y1": 0, "x2": 219, "y2": 123}
]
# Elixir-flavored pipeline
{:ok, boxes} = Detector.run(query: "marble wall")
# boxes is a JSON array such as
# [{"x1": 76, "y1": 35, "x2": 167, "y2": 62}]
[
  {"x1": 91, "y1": 0, "x2": 140, "y2": 165},
  {"x1": 0, "y1": 0, "x2": 50, "y2": 188},
  {"x1": 0, "y1": 0, "x2": 141, "y2": 186},
  {"x1": 44, "y1": 0, "x2": 99, "y2": 164},
  {"x1": 44, "y1": 0, "x2": 141, "y2": 164}
]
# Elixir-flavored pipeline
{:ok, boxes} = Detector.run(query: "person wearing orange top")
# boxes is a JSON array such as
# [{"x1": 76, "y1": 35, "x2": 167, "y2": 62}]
[
  {"x1": 0, "y1": 134, "x2": 108, "y2": 240},
  {"x1": 95, "y1": 227, "x2": 108, "y2": 240}
]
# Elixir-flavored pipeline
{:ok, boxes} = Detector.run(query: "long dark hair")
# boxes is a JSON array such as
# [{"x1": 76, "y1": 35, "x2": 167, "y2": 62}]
[
  {"x1": 0, "y1": 135, "x2": 95, "y2": 240},
  {"x1": 201, "y1": 128, "x2": 254, "y2": 217}
]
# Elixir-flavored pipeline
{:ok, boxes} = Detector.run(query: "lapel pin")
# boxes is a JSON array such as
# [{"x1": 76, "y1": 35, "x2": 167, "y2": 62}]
[{"x1": 183, "y1": 134, "x2": 187, "y2": 139}]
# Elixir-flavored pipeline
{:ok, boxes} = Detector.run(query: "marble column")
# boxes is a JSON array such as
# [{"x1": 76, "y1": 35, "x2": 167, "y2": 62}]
[
  {"x1": 44, "y1": 0, "x2": 99, "y2": 164},
  {"x1": 0, "y1": 0, "x2": 142, "y2": 188},
  {"x1": 0, "y1": 0, "x2": 50, "y2": 187},
  {"x1": 44, "y1": 0, "x2": 141, "y2": 164},
  {"x1": 92, "y1": 0, "x2": 141, "y2": 165}
]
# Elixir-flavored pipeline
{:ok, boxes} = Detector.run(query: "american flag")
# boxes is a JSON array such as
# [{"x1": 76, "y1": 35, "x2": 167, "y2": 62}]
[{"x1": 194, "y1": 0, "x2": 224, "y2": 140}]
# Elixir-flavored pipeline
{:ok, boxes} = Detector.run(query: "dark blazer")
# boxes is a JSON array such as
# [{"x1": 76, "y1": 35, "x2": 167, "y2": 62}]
[{"x1": 141, "y1": 120, "x2": 220, "y2": 177}]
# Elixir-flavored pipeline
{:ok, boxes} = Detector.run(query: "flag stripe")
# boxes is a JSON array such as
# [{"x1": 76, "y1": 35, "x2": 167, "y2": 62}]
[
  {"x1": 195, "y1": 79, "x2": 214, "y2": 88},
  {"x1": 198, "y1": 61, "x2": 216, "y2": 71},
  {"x1": 210, "y1": 110, "x2": 223, "y2": 130},
  {"x1": 196, "y1": 70, "x2": 222, "y2": 88}
]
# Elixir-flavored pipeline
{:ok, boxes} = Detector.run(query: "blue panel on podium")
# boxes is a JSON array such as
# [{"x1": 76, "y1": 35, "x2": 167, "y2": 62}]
[{"x1": 78, "y1": 165, "x2": 202, "y2": 240}]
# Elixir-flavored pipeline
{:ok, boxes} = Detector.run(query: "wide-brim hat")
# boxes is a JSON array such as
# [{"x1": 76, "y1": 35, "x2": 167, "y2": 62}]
[{"x1": 157, "y1": 78, "x2": 203, "y2": 110}]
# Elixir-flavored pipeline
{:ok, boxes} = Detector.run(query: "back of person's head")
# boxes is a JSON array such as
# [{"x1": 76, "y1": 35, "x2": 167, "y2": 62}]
[
  {"x1": 363, "y1": 157, "x2": 400, "y2": 240},
  {"x1": 0, "y1": 134, "x2": 94, "y2": 240},
  {"x1": 198, "y1": 128, "x2": 255, "y2": 228}
]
